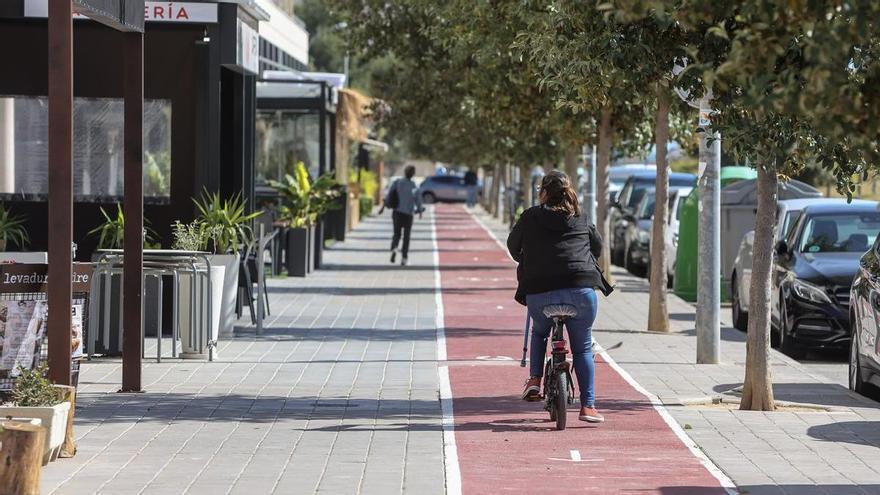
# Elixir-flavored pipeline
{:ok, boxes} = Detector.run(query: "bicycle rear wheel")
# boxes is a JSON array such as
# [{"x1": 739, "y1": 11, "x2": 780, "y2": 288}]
[{"x1": 555, "y1": 373, "x2": 568, "y2": 430}]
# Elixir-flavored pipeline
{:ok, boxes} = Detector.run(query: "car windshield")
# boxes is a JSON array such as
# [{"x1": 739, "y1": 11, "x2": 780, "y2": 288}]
[
  {"x1": 628, "y1": 184, "x2": 652, "y2": 208},
  {"x1": 637, "y1": 193, "x2": 656, "y2": 219},
  {"x1": 779, "y1": 211, "x2": 801, "y2": 240},
  {"x1": 798, "y1": 212, "x2": 880, "y2": 253}
]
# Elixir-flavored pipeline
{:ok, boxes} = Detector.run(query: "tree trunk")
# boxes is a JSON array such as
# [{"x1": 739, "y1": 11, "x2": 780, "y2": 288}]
[
  {"x1": 489, "y1": 163, "x2": 501, "y2": 216},
  {"x1": 0, "y1": 420, "x2": 45, "y2": 494},
  {"x1": 502, "y1": 163, "x2": 512, "y2": 223},
  {"x1": 520, "y1": 164, "x2": 532, "y2": 210},
  {"x1": 56, "y1": 385, "x2": 77, "y2": 457},
  {"x1": 596, "y1": 105, "x2": 614, "y2": 283},
  {"x1": 648, "y1": 88, "x2": 670, "y2": 332},
  {"x1": 564, "y1": 147, "x2": 579, "y2": 183},
  {"x1": 740, "y1": 161, "x2": 777, "y2": 411}
]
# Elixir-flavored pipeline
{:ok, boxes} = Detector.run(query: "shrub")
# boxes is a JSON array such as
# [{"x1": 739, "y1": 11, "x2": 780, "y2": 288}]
[{"x1": 11, "y1": 365, "x2": 59, "y2": 407}]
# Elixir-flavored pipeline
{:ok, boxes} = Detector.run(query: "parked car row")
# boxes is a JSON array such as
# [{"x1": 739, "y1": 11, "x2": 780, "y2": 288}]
[
  {"x1": 609, "y1": 171, "x2": 698, "y2": 275},
  {"x1": 727, "y1": 197, "x2": 880, "y2": 396}
]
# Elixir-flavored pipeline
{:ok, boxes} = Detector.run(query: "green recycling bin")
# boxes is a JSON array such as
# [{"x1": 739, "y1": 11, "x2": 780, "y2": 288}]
[{"x1": 673, "y1": 166, "x2": 757, "y2": 302}]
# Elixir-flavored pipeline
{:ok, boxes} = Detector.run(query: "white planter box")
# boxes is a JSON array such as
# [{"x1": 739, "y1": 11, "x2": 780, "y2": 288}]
[
  {"x1": 208, "y1": 254, "x2": 239, "y2": 338},
  {"x1": 0, "y1": 401, "x2": 71, "y2": 464}
]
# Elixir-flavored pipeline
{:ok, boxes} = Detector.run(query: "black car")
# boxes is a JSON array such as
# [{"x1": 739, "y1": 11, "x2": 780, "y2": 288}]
[
  {"x1": 849, "y1": 228, "x2": 880, "y2": 395},
  {"x1": 610, "y1": 171, "x2": 696, "y2": 266},
  {"x1": 772, "y1": 201, "x2": 880, "y2": 358}
]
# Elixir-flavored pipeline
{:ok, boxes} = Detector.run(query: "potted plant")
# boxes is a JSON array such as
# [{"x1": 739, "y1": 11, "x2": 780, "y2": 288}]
[
  {"x1": 170, "y1": 220, "x2": 226, "y2": 357},
  {"x1": 193, "y1": 189, "x2": 260, "y2": 337},
  {"x1": 269, "y1": 163, "x2": 312, "y2": 277},
  {"x1": 308, "y1": 173, "x2": 343, "y2": 270},
  {"x1": 0, "y1": 203, "x2": 28, "y2": 252},
  {"x1": 88, "y1": 205, "x2": 159, "y2": 354},
  {"x1": 0, "y1": 365, "x2": 71, "y2": 464}
]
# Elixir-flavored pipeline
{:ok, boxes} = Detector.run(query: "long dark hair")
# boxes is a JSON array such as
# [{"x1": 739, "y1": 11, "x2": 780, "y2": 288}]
[{"x1": 540, "y1": 170, "x2": 580, "y2": 217}]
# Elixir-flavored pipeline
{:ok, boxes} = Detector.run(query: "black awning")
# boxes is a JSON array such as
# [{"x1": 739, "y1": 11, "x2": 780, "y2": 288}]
[{"x1": 73, "y1": 0, "x2": 144, "y2": 32}]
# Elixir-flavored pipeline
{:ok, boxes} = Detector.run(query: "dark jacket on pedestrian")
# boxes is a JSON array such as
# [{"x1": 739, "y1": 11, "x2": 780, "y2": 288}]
[{"x1": 507, "y1": 205, "x2": 604, "y2": 297}]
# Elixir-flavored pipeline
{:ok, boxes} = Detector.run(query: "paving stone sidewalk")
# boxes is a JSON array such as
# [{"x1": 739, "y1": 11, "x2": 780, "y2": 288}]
[
  {"x1": 475, "y1": 206, "x2": 880, "y2": 495},
  {"x1": 41, "y1": 211, "x2": 445, "y2": 495}
]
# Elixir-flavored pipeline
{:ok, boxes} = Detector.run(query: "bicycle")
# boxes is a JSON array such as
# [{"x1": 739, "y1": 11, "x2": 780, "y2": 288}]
[{"x1": 540, "y1": 304, "x2": 578, "y2": 430}]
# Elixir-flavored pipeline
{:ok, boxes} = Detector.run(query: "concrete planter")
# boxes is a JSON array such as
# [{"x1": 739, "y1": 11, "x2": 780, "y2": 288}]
[
  {"x1": 208, "y1": 254, "x2": 239, "y2": 338},
  {"x1": 178, "y1": 264, "x2": 226, "y2": 359},
  {"x1": 0, "y1": 401, "x2": 71, "y2": 464}
]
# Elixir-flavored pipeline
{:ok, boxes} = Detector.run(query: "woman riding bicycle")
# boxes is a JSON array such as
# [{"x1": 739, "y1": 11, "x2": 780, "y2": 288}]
[{"x1": 507, "y1": 170, "x2": 605, "y2": 423}]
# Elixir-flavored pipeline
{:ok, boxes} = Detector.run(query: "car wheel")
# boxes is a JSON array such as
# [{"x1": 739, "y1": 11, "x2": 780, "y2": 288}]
[
  {"x1": 422, "y1": 191, "x2": 437, "y2": 204},
  {"x1": 849, "y1": 316, "x2": 868, "y2": 394},
  {"x1": 779, "y1": 297, "x2": 806, "y2": 359},
  {"x1": 731, "y1": 274, "x2": 749, "y2": 332}
]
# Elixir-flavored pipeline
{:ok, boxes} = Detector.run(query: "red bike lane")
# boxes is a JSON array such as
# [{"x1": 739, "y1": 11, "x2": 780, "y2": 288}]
[{"x1": 434, "y1": 204, "x2": 732, "y2": 494}]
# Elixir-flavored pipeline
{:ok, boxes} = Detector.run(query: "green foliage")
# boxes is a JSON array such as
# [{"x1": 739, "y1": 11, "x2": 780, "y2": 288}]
[
  {"x1": 88, "y1": 204, "x2": 158, "y2": 250},
  {"x1": 170, "y1": 220, "x2": 219, "y2": 252},
  {"x1": 359, "y1": 196, "x2": 374, "y2": 217},
  {"x1": 0, "y1": 203, "x2": 28, "y2": 250},
  {"x1": 11, "y1": 364, "x2": 59, "y2": 407},
  {"x1": 269, "y1": 162, "x2": 312, "y2": 228},
  {"x1": 193, "y1": 189, "x2": 260, "y2": 254},
  {"x1": 310, "y1": 173, "x2": 344, "y2": 220},
  {"x1": 349, "y1": 169, "x2": 379, "y2": 199},
  {"x1": 143, "y1": 151, "x2": 170, "y2": 197}
]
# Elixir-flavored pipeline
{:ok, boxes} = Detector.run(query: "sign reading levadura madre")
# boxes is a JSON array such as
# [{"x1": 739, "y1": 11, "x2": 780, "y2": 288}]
[{"x1": 0, "y1": 263, "x2": 94, "y2": 294}]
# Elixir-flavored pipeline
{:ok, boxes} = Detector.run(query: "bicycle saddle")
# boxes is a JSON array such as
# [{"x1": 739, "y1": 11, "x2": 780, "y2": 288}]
[{"x1": 542, "y1": 304, "x2": 578, "y2": 319}]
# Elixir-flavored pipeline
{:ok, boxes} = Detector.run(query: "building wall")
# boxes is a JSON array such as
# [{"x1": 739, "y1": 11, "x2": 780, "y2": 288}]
[{"x1": 0, "y1": 20, "x2": 204, "y2": 259}]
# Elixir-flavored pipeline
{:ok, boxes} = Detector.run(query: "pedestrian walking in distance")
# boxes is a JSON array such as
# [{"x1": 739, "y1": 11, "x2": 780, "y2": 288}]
[{"x1": 386, "y1": 165, "x2": 423, "y2": 266}]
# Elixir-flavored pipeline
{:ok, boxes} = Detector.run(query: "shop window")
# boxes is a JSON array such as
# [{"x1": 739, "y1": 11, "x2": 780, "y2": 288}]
[
  {"x1": 255, "y1": 111, "x2": 320, "y2": 184},
  {"x1": 0, "y1": 96, "x2": 171, "y2": 201}
]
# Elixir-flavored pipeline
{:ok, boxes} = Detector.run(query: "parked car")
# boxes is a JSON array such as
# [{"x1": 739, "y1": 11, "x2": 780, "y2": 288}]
[
  {"x1": 771, "y1": 201, "x2": 880, "y2": 358},
  {"x1": 622, "y1": 190, "x2": 656, "y2": 277},
  {"x1": 730, "y1": 198, "x2": 871, "y2": 331},
  {"x1": 610, "y1": 171, "x2": 697, "y2": 266},
  {"x1": 664, "y1": 187, "x2": 693, "y2": 286},
  {"x1": 419, "y1": 175, "x2": 471, "y2": 203},
  {"x1": 622, "y1": 186, "x2": 691, "y2": 278},
  {"x1": 849, "y1": 233, "x2": 880, "y2": 395},
  {"x1": 608, "y1": 164, "x2": 656, "y2": 203}
]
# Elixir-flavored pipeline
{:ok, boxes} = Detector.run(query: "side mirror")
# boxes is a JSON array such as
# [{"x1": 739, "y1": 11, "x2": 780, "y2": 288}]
[{"x1": 775, "y1": 240, "x2": 790, "y2": 257}]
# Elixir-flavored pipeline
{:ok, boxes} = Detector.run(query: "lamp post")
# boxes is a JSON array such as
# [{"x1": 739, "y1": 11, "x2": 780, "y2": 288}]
[{"x1": 674, "y1": 62, "x2": 721, "y2": 364}]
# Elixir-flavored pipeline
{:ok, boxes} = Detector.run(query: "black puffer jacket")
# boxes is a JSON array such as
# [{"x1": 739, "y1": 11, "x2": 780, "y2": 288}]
[{"x1": 507, "y1": 205, "x2": 603, "y2": 296}]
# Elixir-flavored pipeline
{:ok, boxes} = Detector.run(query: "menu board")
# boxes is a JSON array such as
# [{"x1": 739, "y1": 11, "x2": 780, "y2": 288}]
[{"x1": 0, "y1": 301, "x2": 48, "y2": 378}]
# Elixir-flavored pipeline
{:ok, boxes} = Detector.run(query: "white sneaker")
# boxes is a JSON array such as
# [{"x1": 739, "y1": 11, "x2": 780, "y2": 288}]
[{"x1": 401, "y1": 257, "x2": 408, "y2": 266}]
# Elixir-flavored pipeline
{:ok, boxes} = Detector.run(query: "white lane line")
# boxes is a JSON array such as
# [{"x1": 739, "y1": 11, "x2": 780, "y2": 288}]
[
  {"x1": 432, "y1": 206, "x2": 463, "y2": 495},
  {"x1": 598, "y1": 348, "x2": 739, "y2": 495},
  {"x1": 570, "y1": 450, "x2": 582, "y2": 462}
]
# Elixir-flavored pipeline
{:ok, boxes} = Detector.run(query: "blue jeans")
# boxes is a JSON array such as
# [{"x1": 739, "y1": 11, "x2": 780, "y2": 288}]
[{"x1": 527, "y1": 287, "x2": 598, "y2": 407}]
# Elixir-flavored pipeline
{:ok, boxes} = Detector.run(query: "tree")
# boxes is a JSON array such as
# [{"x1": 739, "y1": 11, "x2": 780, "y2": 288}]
[{"x1": 669, "y1": 0, "x2": 880, "y2": 409}]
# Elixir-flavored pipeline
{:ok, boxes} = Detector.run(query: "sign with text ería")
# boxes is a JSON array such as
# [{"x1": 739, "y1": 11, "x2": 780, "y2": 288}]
[{"x1": 25, "y1": 1, "x2": 218, "y2": 24}]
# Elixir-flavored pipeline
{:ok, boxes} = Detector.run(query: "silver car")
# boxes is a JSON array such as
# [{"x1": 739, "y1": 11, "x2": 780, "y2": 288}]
[
  {"x1": 730, "y1": 198, "x2": 871, "y2": 331},
  {"x1": 419, "y1": 175, "x2": 473, "y2": 203}
]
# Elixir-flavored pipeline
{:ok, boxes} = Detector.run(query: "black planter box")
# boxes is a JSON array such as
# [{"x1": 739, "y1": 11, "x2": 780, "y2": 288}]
[
  {"x1": 286, "y1": 227, "x2": 309, "y2": 277},
  {"x1": 307, "y1": 225, "x2": 315, "y2": 273},
  {"x1": 313, "y1": 219, "x2": 324, "y2": 269}
]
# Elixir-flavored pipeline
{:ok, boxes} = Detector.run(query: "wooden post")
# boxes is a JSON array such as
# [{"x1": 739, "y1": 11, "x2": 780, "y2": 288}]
[
  {"x1": 55, "y1": 385, "x2": 77, "y2": 457},
  {"x1": 0, "y1": 420, "x2": 45, "y2": 494},
  {"x1": 47, "y1": 0, "x2": 74, "y2": 386},
  {"x1": 121, "y1": 32, "x2": 144, "y2": 392}
]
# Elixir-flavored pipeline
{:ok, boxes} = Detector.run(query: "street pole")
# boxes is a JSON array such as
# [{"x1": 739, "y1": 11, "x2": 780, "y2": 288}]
[
  {"x1": 696, "y1": 97, "x2": 721, "y2": 364},
  {"x1": 588, "y1": 144, "x2": 597, "y2": 226}
]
